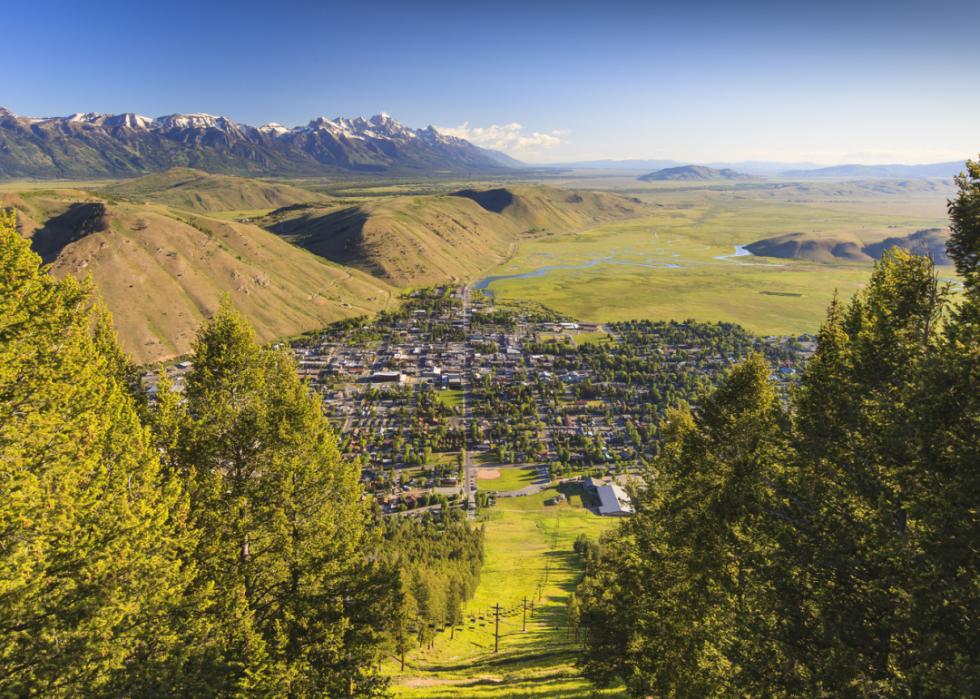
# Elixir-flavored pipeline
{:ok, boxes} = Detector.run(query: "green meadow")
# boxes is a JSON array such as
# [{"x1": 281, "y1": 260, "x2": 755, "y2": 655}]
[
  {"x1": 476, "y1": 465, "x2": 539, "y2": 493},
  {"x1": 389, "y1": 488, "x2": 624, "y2": 698},
  {"x1": 434, "y1": 388, "x2": 465, "y2": 411},
  {"x1": 481, "y1": 194, "x2": 953, "y2": 336}
]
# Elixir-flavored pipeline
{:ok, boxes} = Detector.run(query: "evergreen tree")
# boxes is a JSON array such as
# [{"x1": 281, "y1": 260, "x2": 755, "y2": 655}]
[
  {"x1": 577, "y1": 222, "x2": 976, "y2": 697},
  {"x1": 0, "y1": 212, "x2": 191, "y2": 696},
  {"x1": 778, "y1": 249, "x2": 949, "y2": 694},
  {"x1": 947, "y1": 157, "x2": 980, "y2": 288},
  {"x1": 172, "y1": 300, "x2": 394, "y2": 696},
  {"x1": 902, "y1": 160, "x2": 980, "y2": 694},
  {"x1": 577, "y1": 356, "x2": 787, "y2": 696}
]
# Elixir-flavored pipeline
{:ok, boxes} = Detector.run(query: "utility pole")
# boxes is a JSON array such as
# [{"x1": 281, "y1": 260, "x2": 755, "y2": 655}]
[
  {"x1": 522, "y1": 596, "x2": 528, "y2": 632},
  {"x1": 494, "y1": 603, "x2": 500, "y2": 653}
]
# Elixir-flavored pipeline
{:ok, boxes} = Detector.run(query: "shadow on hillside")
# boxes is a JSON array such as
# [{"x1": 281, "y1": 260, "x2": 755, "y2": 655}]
[
  {"x1": 451, "y1": 188, "x2": 515, "y2": 213},
  {"x1": 31, "y1": 202, "x2": 109, "y2": 264},
  {"x1": 266, "y1": 207, "x2": 382, "y2": 273},
  {"x1": 421, "y1": 647, "x2": 577, "y2": 674}
]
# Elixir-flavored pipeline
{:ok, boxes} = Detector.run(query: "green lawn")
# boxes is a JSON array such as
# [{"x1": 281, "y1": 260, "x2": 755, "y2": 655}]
[
  {"x1": 388, "y1": 489, "x2": 624, "y2": 698},
  {"x1": 435, "y1": 389, "x2": 464, "y2": 410},
  {"x1": 476, "y1": 465, "x2": 539, "y2": 493},
  {"x1": 426, "y1": 451, "x2": 461, "y2": 468},
  {"x1": 571, "y1": 330, "x2": 613, "y2": 347}
]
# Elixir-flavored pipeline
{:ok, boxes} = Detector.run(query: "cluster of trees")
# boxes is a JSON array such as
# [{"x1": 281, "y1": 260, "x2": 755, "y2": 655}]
[
  {"x1": 380, "y1": 511, "x2": 484, "y2": 661},
  {"x1": 573, "y1": 164, "x2": 979, "y2": 697},
  {"x1": 0, "y1": 213, "x2": 398, "y2": 696}
]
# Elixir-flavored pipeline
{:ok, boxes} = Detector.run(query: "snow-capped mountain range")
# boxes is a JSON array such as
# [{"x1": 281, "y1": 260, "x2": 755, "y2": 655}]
[{"x1": 0, "y1": 108, "x2": 521, "y2": 179}]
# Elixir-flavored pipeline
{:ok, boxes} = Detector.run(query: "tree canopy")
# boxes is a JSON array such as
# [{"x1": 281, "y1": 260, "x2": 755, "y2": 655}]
[{"x1": 574, "y1": 167, "x2": 979, "y2": 696}]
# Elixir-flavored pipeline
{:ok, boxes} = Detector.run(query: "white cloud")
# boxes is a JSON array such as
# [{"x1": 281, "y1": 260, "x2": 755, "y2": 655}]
[{"x1": 436, "y1": 121, "x2": 567, "y2": 153}]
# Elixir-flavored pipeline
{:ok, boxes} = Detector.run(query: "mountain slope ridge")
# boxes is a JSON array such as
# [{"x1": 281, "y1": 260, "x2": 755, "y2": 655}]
[
  {"x1": 263, "y1": 186, "x2": 645, "y2": 286},
  {"x1": 4, "y1": 190, "x2": 392, "y2": 362},
  {"x1": 100, "y1": 168, "x2": 331, "y2": 212}
]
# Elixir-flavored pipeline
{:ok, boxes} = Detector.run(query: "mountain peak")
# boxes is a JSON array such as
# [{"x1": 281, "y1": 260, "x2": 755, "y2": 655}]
[{"x1": 0, "y1": 106, "x2": 516, "y2": 178}]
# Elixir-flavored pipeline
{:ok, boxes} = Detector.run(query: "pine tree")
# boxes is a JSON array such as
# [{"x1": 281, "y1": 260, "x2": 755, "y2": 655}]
[
  {"x1": 172, "y1": 300, "x2": 394, "y2": 696},
  {"x1": 947, "y1": 157, "x2": 980, "y2": 288},
  {"x1": 778, "y1": 249, "x2": 949, "y2": 695},
  {"x1": 901, "y1": 160, "x2": 980, "y2": 694},
  {"x1": 0, "y1": 211, "x2": 191, "y2": 696},
  {"x1": 577, "y1": 355, "x2": 787, "y2": 696}
]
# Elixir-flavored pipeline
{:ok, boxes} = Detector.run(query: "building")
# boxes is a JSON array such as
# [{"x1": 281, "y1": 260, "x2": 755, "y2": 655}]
[
  {"x1": 367, "y1": 370, "x2": 404, "y2": 383},
  {"x1": 596, "y1": 483, "x2": 633, "y2": 516}
]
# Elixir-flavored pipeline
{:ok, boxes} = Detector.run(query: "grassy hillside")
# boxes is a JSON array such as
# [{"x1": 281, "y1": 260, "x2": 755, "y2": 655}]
[
  {"x1": 263, "y1": 186, "x2": 644, "y2": 286},
  {"x1": 745, "y1": 227, "x2": 951, "y2": 264},
  {"x1": 100, "y1": 168, "x2": 330, "y2": 213},
  {"x1": 5, "y1": 190, "x2": 391, "y2": 363}
]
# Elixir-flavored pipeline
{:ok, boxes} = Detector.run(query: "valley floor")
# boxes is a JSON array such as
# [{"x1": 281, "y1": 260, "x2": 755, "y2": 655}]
[{"x1": 478, "y1": 191, "x2": 954, "y2": 336}]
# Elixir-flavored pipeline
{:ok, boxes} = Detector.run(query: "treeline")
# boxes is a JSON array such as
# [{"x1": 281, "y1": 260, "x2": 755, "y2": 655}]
[
  {"x1": 380, "y1": 511, "x2": 484, "y2": 661},
  {"x1": 0, "y1": 212, "x2": 401, "y2": 697},
  {"x1": 572, "y1": 162, "x2": 980, "y2": 696}
]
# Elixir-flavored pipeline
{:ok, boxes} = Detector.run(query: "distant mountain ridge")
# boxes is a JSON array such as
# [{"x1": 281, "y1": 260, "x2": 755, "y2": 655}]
[
  {"x1": 0, "y1": 107, "x2": 517, "y2": 179},
  {"x1": 780, "y1": 161, "x2": 963, "y2": 178},
  {"x1": 638, "y1": 165, "x2": 753, "y2": 182}
]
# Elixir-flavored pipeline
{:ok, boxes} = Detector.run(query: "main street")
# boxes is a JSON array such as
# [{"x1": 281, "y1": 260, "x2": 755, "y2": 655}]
[{"x1": 460, "y1": 284, "x2": 477, "y2": 518}]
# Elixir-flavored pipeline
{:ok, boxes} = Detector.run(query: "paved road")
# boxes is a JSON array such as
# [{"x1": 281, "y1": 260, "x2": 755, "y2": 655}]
[{"x1": 461, "y1": 285, "x2": 477, "y2": 518}]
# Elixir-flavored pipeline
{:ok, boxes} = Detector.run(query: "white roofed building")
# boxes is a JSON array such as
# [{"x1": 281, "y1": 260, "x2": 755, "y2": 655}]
[{"x1": 596, "y1": 483, "x2": 634, "y2": 516}]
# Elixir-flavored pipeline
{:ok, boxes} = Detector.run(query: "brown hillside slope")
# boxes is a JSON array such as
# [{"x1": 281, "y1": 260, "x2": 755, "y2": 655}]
[
  {"x1": 6, "y1": 193, "x2": 391, "y2": 363},
  {"x1": 101, "y1": 168, "x2": 330, "y2": 213},
  {"x1": 263, "y1": 186, "x2": 644, "y2": 286}
]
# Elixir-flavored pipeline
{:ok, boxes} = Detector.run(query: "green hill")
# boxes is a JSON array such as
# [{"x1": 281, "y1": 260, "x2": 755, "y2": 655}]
[
  {"x1": 5, "y1": 190, "x2": 391, "y2": 363},
  {"x1": 745, "y1": 227, "x2": 952, "y2": 264},
  {"x1": 100, "y1": 168, "x2": 329, "y2": 213},
  {"x1": 263, "y1": 186, "x2": 645, "y2": 286}
]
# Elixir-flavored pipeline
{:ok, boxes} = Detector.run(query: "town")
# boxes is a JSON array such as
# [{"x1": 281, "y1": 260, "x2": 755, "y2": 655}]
[
  {"x1": 277, "y1": 285, "x2": 814, "y2": 517},
  {"x1": 145, "y1": 285, "x2": 814, "y2": 518}
]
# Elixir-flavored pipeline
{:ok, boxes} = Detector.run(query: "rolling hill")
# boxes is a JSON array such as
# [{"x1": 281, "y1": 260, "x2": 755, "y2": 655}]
[
  {"x1": 745, "y1": 228, "x2": 952, "y2": 264},
  {"x1": 262, "y1": 186, "x2": 645, "y2": 286},
  {"x1": 100, "y1": 168, "x2": 330, "y2": 213},
  {"x1": 4, "y1": 190, "x2": 392, "y2": 363},
  {"x1": 0, "y1": 108, "x2": 515, "y2": 179},
  {"x1": 638, "y1": 165, "x2": 753, "y2": 181}
]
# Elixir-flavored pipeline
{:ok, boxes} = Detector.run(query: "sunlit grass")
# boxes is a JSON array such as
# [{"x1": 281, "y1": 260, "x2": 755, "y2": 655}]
[
  {"x1": 388, "y1": 489, "x2": 622, "y2": 698},
  {"x1": 483, "y1": 198, "x2": 951, "y2": 335},
  {"x1": 476, "y1": 465, "x2": 538, "y2": 493}
]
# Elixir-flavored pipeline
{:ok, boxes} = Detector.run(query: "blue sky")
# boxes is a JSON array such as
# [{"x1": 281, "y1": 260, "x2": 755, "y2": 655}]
[{"x1": 7, "y1": 0, "x2": 978, "y2": 164}]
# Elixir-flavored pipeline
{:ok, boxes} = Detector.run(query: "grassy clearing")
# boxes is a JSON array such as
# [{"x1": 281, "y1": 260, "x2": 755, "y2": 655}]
[
  {"x1": 476, "y1": 466, "x2": 538, "y2": 493},
  {"x1": 571, "y1": 330, "x2": 612, "y2": 346},
  {"x1": 482, "y1": 195, "x2": 952, "y2": 336},
  {"x1": 426, "y1": 452, "x2": 460, "y2": 468},
  {"x1": 388, "y1": 489, "x2": 624, "y2": 698},
  {"x1": 435, "y1": 389, "x2": 464, "y2": 410}
]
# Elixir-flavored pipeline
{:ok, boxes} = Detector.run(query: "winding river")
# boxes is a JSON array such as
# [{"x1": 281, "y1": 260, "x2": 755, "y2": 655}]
[
  {"x1": 474, "y1": 245, "x2": 771, "y2": 295},
  {"x1": 475, "y1": 256, "x2": 682, "y2": 294}
]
